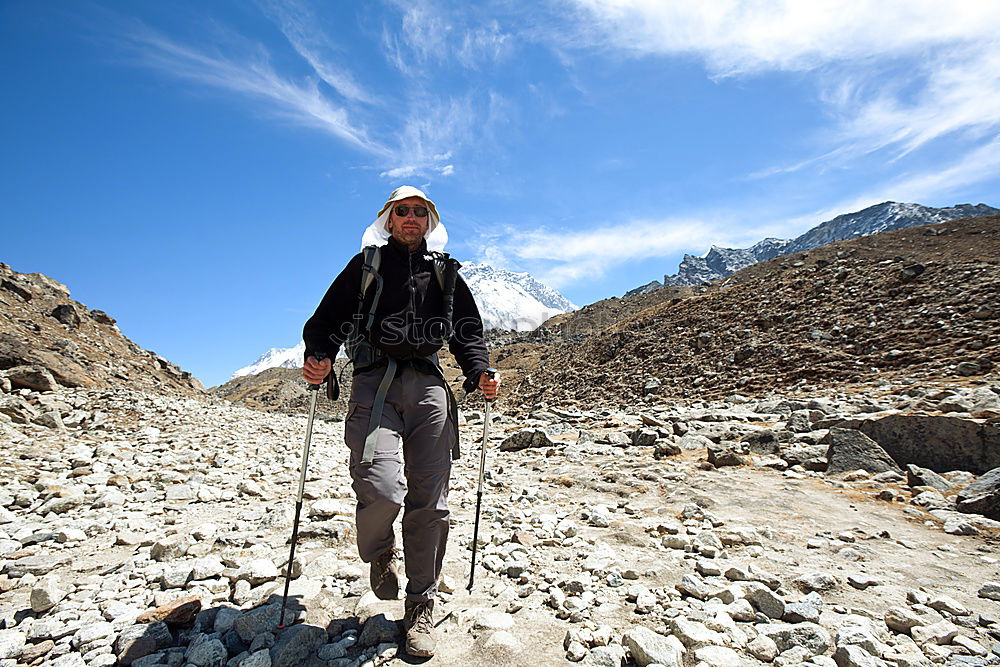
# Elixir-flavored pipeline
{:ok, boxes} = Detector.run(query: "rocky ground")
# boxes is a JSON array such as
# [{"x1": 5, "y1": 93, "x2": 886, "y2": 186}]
[
  {"x1": 3, "y1": 376, "x2": 1000, "y2": 667},
  {"x1": 501, "y1": 216, "x2": 1000, "y2": 410}
]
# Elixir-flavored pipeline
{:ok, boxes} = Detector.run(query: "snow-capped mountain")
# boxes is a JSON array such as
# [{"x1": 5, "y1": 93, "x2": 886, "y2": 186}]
[
  {"x1": 781, "y1": 202, "x2": 998, "y2": 255},
  {"x1": 230, "y1": 262, "x2": 575, "y2": 379},
  {"x1": 231, "y1": 342, "x2": 306, "y2": 379},
  {"x1": 664, "y1": 237, "x2": 792, "y2": 287},
  {"x1": 460, "y1": 262, "x2": 577, "y2": 331},
  {"x1": 645, "y1": 201, "x2": 998, "y2": 289}
]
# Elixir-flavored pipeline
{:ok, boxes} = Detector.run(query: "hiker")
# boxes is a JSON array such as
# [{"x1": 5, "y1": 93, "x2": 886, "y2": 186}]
[{"x1": 302, "y1": 185, "x2": 499, "y2": 657}]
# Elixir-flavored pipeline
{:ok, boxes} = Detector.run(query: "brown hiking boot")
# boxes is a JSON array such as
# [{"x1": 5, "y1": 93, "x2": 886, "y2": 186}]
[
  {"x1": 403, "y1": 598, "x2": 436, "y2": 658},
  {"x1": 369, "y1": 548, "x2": 398, "y2": 600}
]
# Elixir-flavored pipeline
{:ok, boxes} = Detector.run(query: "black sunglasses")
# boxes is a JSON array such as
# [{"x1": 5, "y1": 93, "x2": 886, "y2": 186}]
[{"x1": 393, "y1": 204, "x2": 429, "y2": 218}]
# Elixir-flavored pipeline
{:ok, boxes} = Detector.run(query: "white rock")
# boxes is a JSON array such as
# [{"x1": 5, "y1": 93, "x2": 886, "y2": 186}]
[
  {"x1": 237, "y1": 559, "x2": 279, "y2": 586},
  {"x1": 693, "y1": 645, "x2": 742, "y2": 666},
  {"x1": 191, "y1": 556, "x2": 225, "y2": 580},
  {"x1": 621, "y1": 626, "x2": 682, "y2": 667},
  {"x1": 670, "y1": 618, "x2": 726, "y2": 649},
  {"x1": 191, "y1": 523, "x2": 219, "y2": 541},
  {"x1": 748, "y1": 634, "x2": 779, "y2": 661},
  {"x1": 910, "y1": 620, "x2": 959, "y2": 645},
  {"x1": 486, "y1": 629, "x2": 523, "y2": 653},
  {"x1": 0, "y1": 630, "x2": 26, "y2": 660},
  {"x1": 72, "y1": 621, "x2": 114, "y2": 648},
  {"x1": 473, "y1": 611, "x2": 515, "y2": 633},
  {"x1": 55, "y1": 528, "x2": 87, "y2": 543}
]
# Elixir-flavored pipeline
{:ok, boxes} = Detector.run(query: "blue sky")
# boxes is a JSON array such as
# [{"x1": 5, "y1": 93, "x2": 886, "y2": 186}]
[{"x1": 3, "y1": 1, "x2": 999, "y2": 388}]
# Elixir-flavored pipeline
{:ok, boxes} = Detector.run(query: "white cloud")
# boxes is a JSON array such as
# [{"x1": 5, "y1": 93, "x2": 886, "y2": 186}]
[
  {"x1": 121, "y1": 23, "x2": 388, "y2": 156},
  {"x1": 377, "y1": 94, "x2": 485, "y2": 179},
  {"x1": 835, "y1": 48, "x2": 1000, "y2": 159},
  {"x1": 382, "y1": 0, "x2": 513, "y2": 74},
  {"x1": 565, "y1": 1, "x2": 1000, "y2": 75},
  {"x1": 379, "y1": 165, "x2": 419, "y2": 179},
  {"x1": 486, "y1": 129, "x2": 1000, "y2": 288},
  {"x1": 487, "y1": 217, "x2": 733, "y2": 287},
  {"x1": 260, "y1": 0, "x2": 377, "y2": 105},
  {"x1": 562, "y1": 1, "x2": 1000, "y2": 193}
]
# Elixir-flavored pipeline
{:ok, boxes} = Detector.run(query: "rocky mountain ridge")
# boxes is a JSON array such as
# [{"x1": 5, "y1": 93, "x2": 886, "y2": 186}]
[
  {"x1": 631, "y1": 202, "x2": 998, "y2": 292},
  {"x1": 0, "y1": 263, "x2": 202, "y2": 398},
  {"x1": 501, "y1": 215, "x2": 1000, "y2": 409}
]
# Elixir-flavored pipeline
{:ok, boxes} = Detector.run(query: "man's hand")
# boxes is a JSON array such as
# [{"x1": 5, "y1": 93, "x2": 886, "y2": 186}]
[
  {"x1": 303, "y1": 356, "x2": 332, "y2": 385},
  {"x1": 478, "y1": 370, "x2": 500, "y2": 400}
]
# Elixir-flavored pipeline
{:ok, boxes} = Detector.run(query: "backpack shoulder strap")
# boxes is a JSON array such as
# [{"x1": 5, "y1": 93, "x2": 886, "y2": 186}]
[
  {"x1": 358, "y1": 246, "x2": 383, "y2": 335},
  {"x1": 426, "y1": 251, "x2": 461, "y2": 344},
  {"x1": 360, "y1": 246, "x2": 381, "y2": 298},
  {"x1": 426, "y1": 251, "x2": 457, "y2": 292}
]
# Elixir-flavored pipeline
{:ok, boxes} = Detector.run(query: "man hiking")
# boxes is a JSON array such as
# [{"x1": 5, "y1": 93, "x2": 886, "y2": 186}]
[{"x1": 302, "y1": 185, "x2": 499, "y2": 658}]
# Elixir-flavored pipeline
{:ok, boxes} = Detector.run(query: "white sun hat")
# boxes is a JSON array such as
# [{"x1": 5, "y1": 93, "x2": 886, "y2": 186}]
[{"x1": 360, "y1": 185, "x2": 448, "y2": 252}]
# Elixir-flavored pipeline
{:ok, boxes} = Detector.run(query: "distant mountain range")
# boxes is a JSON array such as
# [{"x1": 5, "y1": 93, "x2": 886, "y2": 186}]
[
  {"x1": 626, "y1": 201, "x2": 999, "y2": 295},
  {"x1": 230, "y1": 261, "x2": 576, "y2": 380}
]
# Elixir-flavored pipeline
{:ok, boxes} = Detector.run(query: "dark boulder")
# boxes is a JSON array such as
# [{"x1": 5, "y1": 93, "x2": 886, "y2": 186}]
[
  {"x1": 822, "y1": 428, "x2": 900, "y2": 475},
  {"x1": 742, "y1": 430, "x2": 780, "y2": 454},
  {"x1": 905, "y1": 464, "x2": 952, "y2": 492},
  {"x1": 51, "y1": 304, "x2": 82, "y2": 327},
  {"x1": 835, "y1": 415, "x2": 1000, "y2": 474},
  {"x1": 957, "y1": 467, "x2": 1000, "y2": 520}
]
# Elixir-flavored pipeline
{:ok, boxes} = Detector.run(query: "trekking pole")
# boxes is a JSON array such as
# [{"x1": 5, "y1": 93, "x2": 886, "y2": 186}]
[
  {"x1": 278, "y1": 353, "x2": 327, "y2": 629},
  {"x1": 468, "y1": 368, "x2": 498, "y2": 592}
]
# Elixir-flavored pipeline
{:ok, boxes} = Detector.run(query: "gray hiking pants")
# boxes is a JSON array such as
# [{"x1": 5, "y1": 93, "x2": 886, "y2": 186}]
[{"x1": 344, "y1": 363, "x2": 454, "y2": 602}]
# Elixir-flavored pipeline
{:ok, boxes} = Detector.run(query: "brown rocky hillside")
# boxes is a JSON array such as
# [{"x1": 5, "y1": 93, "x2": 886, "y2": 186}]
[
  {"x1": 0, "y1": 262, "x2": 202, "y2": 396},
  {"x1": 499, "y1": 215, "x2": 999, "y2": 409}
]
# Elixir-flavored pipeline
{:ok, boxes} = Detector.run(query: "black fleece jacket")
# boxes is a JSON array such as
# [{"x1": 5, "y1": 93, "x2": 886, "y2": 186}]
[{"x1": 303, "y1": 236, "x2": 490, "y2": 392}]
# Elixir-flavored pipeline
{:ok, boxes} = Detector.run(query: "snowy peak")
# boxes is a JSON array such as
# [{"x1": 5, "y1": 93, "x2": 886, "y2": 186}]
[
  {"x1": 782, "y1": 201, "x2": 998, "y2": 255},
  {"x1": 231, "y1": 342, "x2": 305, "y2": 379},
  {"x1": 461, "y1": 262, "x2": 577, "y2": 332},
  {"x1": 659, "y1": 201, "x2": 997, "y2": 287}
]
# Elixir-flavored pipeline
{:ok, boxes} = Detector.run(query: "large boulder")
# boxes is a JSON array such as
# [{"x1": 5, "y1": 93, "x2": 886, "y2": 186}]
[
  {"x1": 51, "y1": 304, "x2": 82, "y2": 327},
  {"x1": 2, "y1": 365, "x2": 58, "y2": 392},
  {"x1": 499, "y1": 428, "x2": 557, "y2": 451},
  {"x1": 835, "y1": 415, "x2": 1000, "y2": 474},
  {"x1": 957, "y1": 467, "x2": 1000, "y2": 519},
  {"x1": 0, "y1": 333, "x2": 92, "y2": 388},
  {"x1": 823, "y1": 428, "x2": 900, "y2": 475}
]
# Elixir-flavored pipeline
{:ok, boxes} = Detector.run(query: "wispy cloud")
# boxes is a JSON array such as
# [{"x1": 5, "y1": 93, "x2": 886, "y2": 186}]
[
  {"x1": 259, "y1": 0, "x2": 377, "y2": 105},
  {"x1": 110, "y1": 9, "x2": 478, "y2": 181},
  {"x1": 119, "y1": 20, "x2": 388, "y2": 156},
  {"x1": 484, "y1": 130, "x2": 1000, "y2": 289},
  {"x1": 381, "y1": 0, "x2": 514, "y2": 74},
  {"x1": 834, "y1": 48, "x2": 1000, "y2": 160},
  {"x1": 479, "y1": 216, "x2": 734, "y2": 287},
  {"x1": 561, "y1": 1, "x2": 1000, "y2": 190}
]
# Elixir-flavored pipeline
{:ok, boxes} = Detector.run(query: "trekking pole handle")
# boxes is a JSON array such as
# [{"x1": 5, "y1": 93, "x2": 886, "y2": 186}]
[
  {"x1": 482, "y1": 367, "x2": 498, "y2": 403},
  {"x1": 307, "y1": 352, "x2": 328, "y2": 391}
]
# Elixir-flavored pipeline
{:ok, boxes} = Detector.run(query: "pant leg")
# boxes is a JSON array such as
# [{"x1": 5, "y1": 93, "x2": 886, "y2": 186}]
[
  {"x1": 344, "y1": 367, "x2": 407, "y2": 563},
  {"x1": 398, "y1": 367, "x2": 455, "y2": 601}
]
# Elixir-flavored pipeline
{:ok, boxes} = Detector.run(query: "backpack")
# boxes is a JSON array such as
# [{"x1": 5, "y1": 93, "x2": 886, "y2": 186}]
[{"x1": 346, "y1": 245, "x2": 460, "y2": 368}]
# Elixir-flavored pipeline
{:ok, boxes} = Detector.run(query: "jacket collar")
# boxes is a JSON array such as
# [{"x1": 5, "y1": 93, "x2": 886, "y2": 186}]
[{"x1": 386, "y1": 235, "x2": 427, "y2": 256}]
